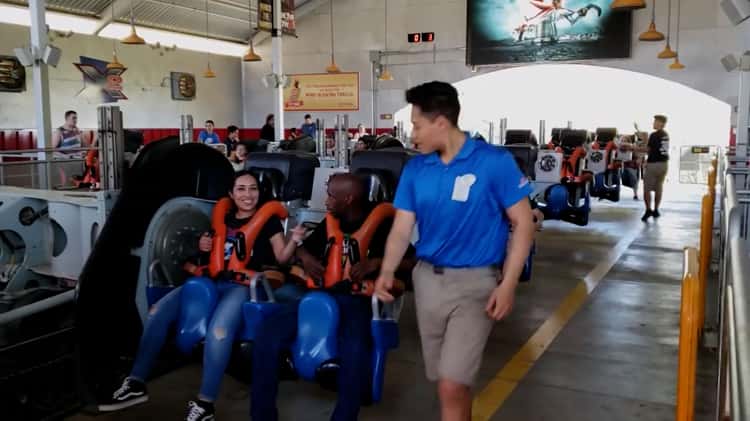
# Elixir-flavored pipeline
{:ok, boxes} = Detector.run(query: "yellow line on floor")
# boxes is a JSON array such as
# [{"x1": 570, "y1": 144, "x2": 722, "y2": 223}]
[{"x1": 472, "y1": 224, "x2": 645, "y2": 421}]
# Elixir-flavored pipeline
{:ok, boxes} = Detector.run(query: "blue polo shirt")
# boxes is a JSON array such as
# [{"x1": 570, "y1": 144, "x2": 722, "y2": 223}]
[
  {"x1": 393, "y1": 133, "x2": 532, "y2": 268},
  {"x1": 198, "y1": 130, "x2": 220, "y2": 144}
]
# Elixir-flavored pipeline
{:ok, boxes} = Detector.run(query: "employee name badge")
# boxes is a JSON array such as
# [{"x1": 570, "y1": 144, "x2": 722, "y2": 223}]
[{"x1": 451, "y1": 174, "x2": 476, "y2": 202}]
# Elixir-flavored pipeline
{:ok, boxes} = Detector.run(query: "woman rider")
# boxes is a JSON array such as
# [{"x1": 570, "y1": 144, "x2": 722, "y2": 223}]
[{"x1": 98, "y1": 170, "x2": 306, "y2": 421}]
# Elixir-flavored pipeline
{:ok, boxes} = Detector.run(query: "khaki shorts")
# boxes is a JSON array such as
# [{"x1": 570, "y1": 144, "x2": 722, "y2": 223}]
[
  {"x1": 644, "y1": 161, "x2": 668, "y2": 194},
  {"x1": 412, "y1": 261, "x2": 499, "y2": 386}
]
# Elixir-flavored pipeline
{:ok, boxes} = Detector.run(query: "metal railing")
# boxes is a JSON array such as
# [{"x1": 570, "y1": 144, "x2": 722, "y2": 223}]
[{"x1": 715, "y1": 150, "x2": 750, "y2": 421}]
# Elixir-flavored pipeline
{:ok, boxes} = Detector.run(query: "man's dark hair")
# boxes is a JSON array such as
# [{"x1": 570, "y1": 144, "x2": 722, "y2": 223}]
[
  {"x1": 65, "y1": 110, "x2": 77, "y2": 119},
  {"x1": 206, "y1": 120, "x2": 215, "y2": 125},
  {"x1": 405, "y1": 81, "x2": 460, "y2": 126},
  {"x1": 304, "y1": 114, "x2": 312, "y2": 120},
  {"x1": 654, "y1": 115, "x2": 667, "y2": 124},
  {"x1": 228, "y1": 125, "x2": 239, "y2": 134}
]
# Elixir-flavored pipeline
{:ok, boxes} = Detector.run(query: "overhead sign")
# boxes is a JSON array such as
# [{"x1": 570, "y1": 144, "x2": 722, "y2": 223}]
[
  {"x1": 691, "y1": 146, "x2": 710, "y2": 154},
  {"x1": 283, "y1": 72, "x2": 359, "y2": 111},
  {"x1": 258, "y1": 0, "x2": 296, "y2": 36}
]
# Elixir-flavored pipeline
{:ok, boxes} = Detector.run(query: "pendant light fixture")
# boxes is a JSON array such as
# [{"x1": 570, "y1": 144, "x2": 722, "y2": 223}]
[
  {"x1": 243, "y1": 0, "x2": 261, "y2": 62},
  {"x1": 121, "y1": 0, "x2": 145, "y2": 45},
  {"x1": 658, "y1": 0, "x2": 677, "y2": 58},
  {"x1": 378, "y1": 0, "x2": 393, "y2": 81},
  {"x1": 326, "y1": 0, "x2": 340, "y2": 73},
  {"x1": 107, "y1": 4, "x2": 125, "y2": 70},
  {"x1": 611, "y1": 0, "x2": 646, "y2": 11},
  {"x1": 638, "y1": 0, "x2": 664, "y2": 41},
  {"x1": 203, "y1": 0, "x2": 216, "y2": 78},
  {"x1": 669, "y1": 0, "x2": 684, "y2": 69}
]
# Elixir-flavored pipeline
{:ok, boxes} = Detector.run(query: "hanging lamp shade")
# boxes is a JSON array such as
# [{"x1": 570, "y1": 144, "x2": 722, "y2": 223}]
[
  {"x1": 639, "y1": 22, "x2": 664, "y2": 40},
  {"x1": 203, "y1": 63, "x2": 216, "y2": 78},
  {"x1": 243, "y1": 44, "x2": 261, "y2": 62},
  {"x1": 106, "y1": 53, "x2": 125, "y2": 70},
  {"x1": 325, "y1": 0, "x2": 341, "y2": 73},
  {"x1": 378, "y1": 67, "x2": 393, "y2": 81},
  {"x1": 611, "y1": 0, "x2": 646, "y2": 10},
  {"x1": 121, "y1": 26, "x2": 145, "y2": 44},
  {"x1": 658, "y1": 43, "x2": 677, "y2": 58},
  {"x1": 326, "y1": 61, "x2": 341, "y2": 73},
  {"x1": 121, "y1": 1, "x2": 145, "y2": 45},
  {"x1": 639, "y1": 0, "x2": 663, "y2": 40},
  {"x1": 669, "y1": 56, "x2": 685, "y2": 69}
]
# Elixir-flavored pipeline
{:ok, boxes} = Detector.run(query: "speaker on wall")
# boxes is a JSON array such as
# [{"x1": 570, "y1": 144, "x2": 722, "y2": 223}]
[{"x1": 721, "y1": 0, "x2": 750, "y2": 25}]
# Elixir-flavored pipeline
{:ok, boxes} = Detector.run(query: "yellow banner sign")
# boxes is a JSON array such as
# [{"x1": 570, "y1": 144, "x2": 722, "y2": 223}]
[{"x1": 284, "y1": 73, "x2": 359, "y2": 111}]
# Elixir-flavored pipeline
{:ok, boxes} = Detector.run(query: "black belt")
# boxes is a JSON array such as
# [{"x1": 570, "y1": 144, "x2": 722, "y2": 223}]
[{"x1": 428, "y1": 263, "x2": 499, "y2": 275}]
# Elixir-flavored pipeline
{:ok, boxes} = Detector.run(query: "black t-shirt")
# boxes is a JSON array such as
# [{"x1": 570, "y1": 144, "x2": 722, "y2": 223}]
[
  {"x1": 224, "y1": 213, "x2": 284, "y2": 271},
  {"x1": 260, "y1": 124, "x2": 275, "y2": 142},
  {"x1": 301, "y1": 213, "x2": 416, "y2": 280},
  {"x1": 647, "y1": 129, "x2": 670, "y2": 163}
]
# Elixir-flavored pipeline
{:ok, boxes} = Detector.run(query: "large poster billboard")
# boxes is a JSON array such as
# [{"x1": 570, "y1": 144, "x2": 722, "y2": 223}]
[{"x1": 467, "y1": 0, "x2": 632, "y2": 65}]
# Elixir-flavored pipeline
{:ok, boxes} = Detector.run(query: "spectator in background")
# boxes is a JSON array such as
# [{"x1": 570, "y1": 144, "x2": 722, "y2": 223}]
[
  {"x1": 289, "y1": 128, "x2": 299, "y2": 139},
  {"x1": 52, "y1": 110, "x2": 95, "y2": 187},
  {"x1": 301, "y1": 114, "x2": 317, "y2": 137},
  {"x1": 260, "y1": 114, "x2": 275, "y2": 142},
  {"x1": 230, "y1": 142, "x2": 249, "y2": 171},
  {"x1": 198, "y1": 120, "x2": 220, "y2": 144},
  {"x1": 225, "y1": 125, "x2": 240, "y2": 157},
  {"x1": 352, "y1": 123, "x2": 369, "y2": 141}
]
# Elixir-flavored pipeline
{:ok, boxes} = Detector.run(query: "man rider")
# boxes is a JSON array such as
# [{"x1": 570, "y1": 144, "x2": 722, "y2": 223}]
[{"x1": 249, "y1": 173, "x2": 415, "y2": 421}]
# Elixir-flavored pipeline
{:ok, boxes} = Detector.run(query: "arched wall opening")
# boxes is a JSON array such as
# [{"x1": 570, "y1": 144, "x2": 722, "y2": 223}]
[{"x1": 394, "y1": 64, "x2": 731, "y2": 184}]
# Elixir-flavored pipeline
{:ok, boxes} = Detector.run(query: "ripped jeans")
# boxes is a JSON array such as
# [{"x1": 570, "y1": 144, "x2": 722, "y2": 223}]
[{"x1": 129, "y1": 280, "x2": 248, "y2": 401}]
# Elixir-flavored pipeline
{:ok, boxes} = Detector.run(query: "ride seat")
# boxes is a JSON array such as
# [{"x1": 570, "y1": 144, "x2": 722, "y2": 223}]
[
  {"x1": 248, "y1": 152, "x2": 320, "y2": 201},
  {"x1": 501, "y1": 130, "x2": 539, "y2": 180}
]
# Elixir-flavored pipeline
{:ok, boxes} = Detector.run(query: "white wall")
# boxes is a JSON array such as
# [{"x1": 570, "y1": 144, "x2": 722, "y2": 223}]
[
  {"x1": 242, "y1": 0, "x2": 742, "y2": 130},
  {"x1": 0, "y1": 23, "x2": 242, "y2": 129}
]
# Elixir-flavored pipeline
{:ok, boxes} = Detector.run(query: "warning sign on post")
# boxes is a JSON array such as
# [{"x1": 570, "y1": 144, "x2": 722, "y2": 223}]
[{"x1": 283, "y1": 72, "x2": 359, "y2": 111}]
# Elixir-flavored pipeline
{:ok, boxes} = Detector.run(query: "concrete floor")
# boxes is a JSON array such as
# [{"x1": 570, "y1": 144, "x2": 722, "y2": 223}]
[{"x1": 69, "y1": 183, "x2": 718, "y2": 421}]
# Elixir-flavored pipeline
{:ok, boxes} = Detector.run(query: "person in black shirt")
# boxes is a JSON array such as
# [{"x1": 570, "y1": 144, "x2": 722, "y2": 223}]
[
  {"x1": 224, "y1": 125, "x2": 240, "y2": 157},
  {"x1": 260, "y1": 114, "x2": 275, "y2": 141},
  {"x1": 100, "y1": 170, "x2": 305, "y2": 420},
  {"x1": 640, "y1": 115, "x2": 670, "y2": 221},
  {"x1": 250, "y1": 173, "x2": 415, "y2": 421}
]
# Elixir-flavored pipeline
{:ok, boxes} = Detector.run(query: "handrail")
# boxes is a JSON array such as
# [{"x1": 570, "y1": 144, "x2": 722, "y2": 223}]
[
  {"x1": 698, "y1": 194, "x2": 714, "y2": 329},
  {"x1": 676, "y1": 247, "x2": 700, "y2": 421},
  {"x1": 729, "y1": 236, "x2": 750, "y2": 419},
  {"x1": 0, "y1": 146, "x2": 99, "y2": 155}
]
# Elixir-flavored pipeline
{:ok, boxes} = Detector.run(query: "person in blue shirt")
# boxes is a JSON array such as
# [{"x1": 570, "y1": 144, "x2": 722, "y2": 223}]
[
  {"x1": 198, "y1": 120, "x2": 220, "y2": 144},
  {"x1": 300, "y1": 114, "x2": 317, "y2": 137},
  {"x1": 374, "y1": 81, "x2": 535, "y2": 421}
]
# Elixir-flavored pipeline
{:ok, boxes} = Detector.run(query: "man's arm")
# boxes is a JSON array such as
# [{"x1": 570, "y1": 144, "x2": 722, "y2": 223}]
[
  {"x1": 374, "y1": 210, "x2": 416, "y2": 302},
  {"x1": 485, "y1": 198, "x2": 535, "y2": 320}
]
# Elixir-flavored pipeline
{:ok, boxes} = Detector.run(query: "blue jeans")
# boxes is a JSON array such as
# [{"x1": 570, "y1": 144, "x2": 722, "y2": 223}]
[
  {"x1": 129, "y1": 280, "x2": 249, "y2": 401},
  {"x1": 250, "y1": 294, "x2": 373, "y2": 421}
]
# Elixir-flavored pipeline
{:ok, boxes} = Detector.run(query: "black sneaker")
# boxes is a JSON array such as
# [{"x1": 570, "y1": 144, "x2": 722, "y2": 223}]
[
  {"x1": 641, "y1": 210, "x2": 652, "y2": 222},
  {"x1": 185, "y1": 399, "x2": 215, "y2": 421},
  {"x1": 652, "y1": 209, "x2": 661, "y2": 218},
  {"x1": 98, "y1": 378, "x2": 149, "y2": 412}
]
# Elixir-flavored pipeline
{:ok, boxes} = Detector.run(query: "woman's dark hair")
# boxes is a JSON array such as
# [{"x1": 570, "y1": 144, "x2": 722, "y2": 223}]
[
  {"x1": 265, "y1": 114, "x2": 274, "y2": 124},
  {"x1": 405, "y1": 81, "x2": 460, "y2": 127}
]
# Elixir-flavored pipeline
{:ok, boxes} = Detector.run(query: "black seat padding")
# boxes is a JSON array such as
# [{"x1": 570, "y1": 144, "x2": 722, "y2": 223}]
[
  {"x1": 559, "y1": 129, "x2": 590, "y2": 155},
  {"x1": 247, "y1": 152, "x2": 320, "y2": 201},
  {"x1": 350, "y1": 149, "x2": 416, "y2": 202},
  {"x1": 505, "y1": 129, "x2": 538, "y2": 146},
  {"x1": 595, "y1": 128, "x2": 617, "y2": 148},
  {"x1": 373, "y1": 135, "x2": 404, "y2": 150},
  {"x1": 252, "y1": 168, "x2": 285, "y2": 201},
  {"x1": 550, "y1": 128, "x2": 564, "y2": 147}
]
